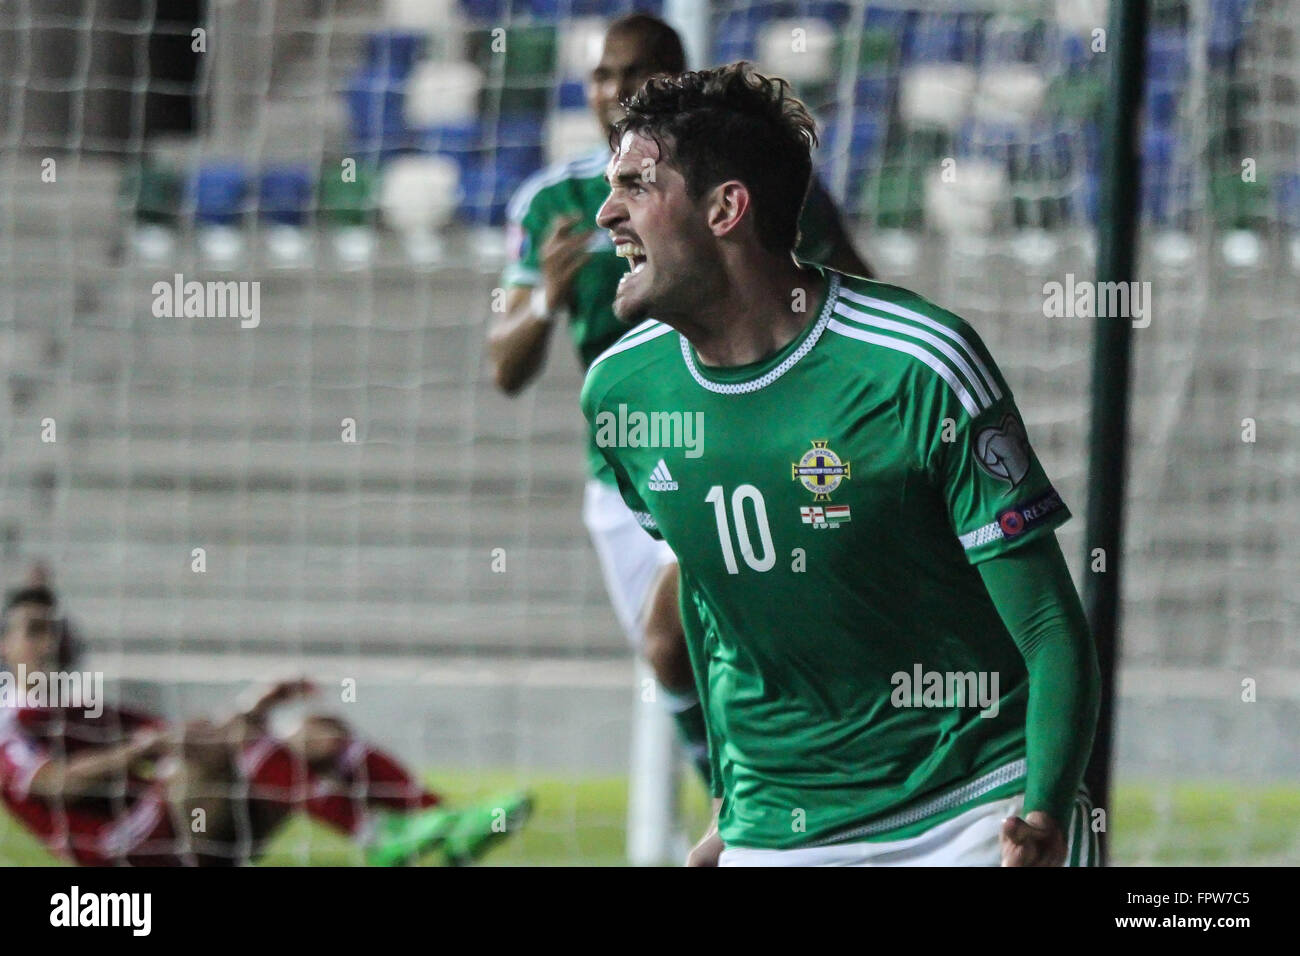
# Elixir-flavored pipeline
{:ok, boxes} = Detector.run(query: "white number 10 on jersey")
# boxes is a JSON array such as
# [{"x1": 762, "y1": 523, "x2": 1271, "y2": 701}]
[{"x1": 706, "y1": 485, "x2": 775, "y2": 574}]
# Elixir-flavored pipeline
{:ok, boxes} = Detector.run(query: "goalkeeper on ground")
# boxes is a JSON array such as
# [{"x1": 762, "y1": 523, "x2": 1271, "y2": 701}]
[{"x1": 0, "y1": 570, "x2": 531, "y2": 866}]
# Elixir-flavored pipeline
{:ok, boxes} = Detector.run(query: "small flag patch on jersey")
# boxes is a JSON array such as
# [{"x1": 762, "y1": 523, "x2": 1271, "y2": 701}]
[
  {"x1": 824, "y1": 505, "x2": 851, "y2": 523},
  {"x1": 800, "y1": 506, "x2": 824, "y2": 524}
]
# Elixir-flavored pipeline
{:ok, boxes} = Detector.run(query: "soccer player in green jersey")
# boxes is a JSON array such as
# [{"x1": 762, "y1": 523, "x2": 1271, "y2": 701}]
[
  {"x1": 488, "y1": 16, "x2": 870, "y2": 811},
  {"x1": 582, "y1": 63, "x2": 1101, "y2": 866}
]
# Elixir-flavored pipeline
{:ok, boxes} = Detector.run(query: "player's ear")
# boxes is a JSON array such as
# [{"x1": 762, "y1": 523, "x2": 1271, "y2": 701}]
[{"x1": 706, "y1": 180, "x2": 750, "y2": 239}]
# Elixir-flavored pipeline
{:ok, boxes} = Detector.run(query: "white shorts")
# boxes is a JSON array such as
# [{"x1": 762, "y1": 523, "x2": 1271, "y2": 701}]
[
  {"x1": 718, "y1": 792, "x2": 1099, "y2": 867},
  {"x1": 582, "y1": 479, "x2": 677, "y2": 647}
]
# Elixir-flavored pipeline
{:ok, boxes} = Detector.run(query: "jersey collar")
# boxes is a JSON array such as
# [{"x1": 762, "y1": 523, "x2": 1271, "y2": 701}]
[{"x1": 679, "y1": 269, "x2": 840, "y2": 395}]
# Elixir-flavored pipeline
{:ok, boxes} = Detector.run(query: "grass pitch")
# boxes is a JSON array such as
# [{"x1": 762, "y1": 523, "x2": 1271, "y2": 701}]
[{"x1": 2, "y1": 775, "x2": 1295, "y2": 866}]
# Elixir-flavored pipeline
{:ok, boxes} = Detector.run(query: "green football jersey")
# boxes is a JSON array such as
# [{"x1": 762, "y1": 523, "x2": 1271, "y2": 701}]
[
  {"x1": 504, "y1": 148, "x2": 848, "y2": 485},
  {"x1": 581, "y1": 268, "x2": 1072, "y2": 850}
]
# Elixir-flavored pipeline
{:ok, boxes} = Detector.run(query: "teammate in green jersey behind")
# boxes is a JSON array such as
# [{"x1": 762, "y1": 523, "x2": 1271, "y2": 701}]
[
  {"x1": 582, "y1": 63, "x2": 1101, "y2": 867},
  {"x1": 487, "y1": 14, "x2": 870, "y2": 828}
]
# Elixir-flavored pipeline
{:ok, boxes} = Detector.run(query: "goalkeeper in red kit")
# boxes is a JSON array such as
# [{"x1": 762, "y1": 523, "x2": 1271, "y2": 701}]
[{"x1": 0, "y1": 570, "x2": 531, "y2": 866}]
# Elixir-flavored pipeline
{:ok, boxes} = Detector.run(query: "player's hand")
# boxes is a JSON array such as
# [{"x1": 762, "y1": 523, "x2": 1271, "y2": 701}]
[
  {"x1": 686, "y1": 823, "x2": 724, "y2": 867},
  {"x1": 131, "y1": 726, "x2": 175, "y2": 762},
  {"x1": 254, "y1": 677, "x2": 316, "y2": 712},
  {"x1": 539, "y1": 214, "x2": 591, "y2": 316},
  {"x1": 243, "y1": 677, "x2": 316, "y2": 725},
  {"x1": 127, "y1": 726, "x2": 178, "y2": 780},
  {"x1": 1000, "y1": 810, "x2": 1067, "y2": 867}
]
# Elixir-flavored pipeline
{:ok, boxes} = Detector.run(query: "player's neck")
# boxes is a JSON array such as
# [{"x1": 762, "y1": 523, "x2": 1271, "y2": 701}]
[{"x1": 683, "y1": 257, "x2": 826, "y2": 369}]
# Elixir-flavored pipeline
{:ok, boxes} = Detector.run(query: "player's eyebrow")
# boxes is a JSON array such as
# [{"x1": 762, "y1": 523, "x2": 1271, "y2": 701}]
[{"x1": 604, "y1": 167, "x2": 647, "y2": 187}]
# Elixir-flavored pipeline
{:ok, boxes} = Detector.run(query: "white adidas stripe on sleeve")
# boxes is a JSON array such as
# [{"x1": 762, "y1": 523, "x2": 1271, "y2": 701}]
[
  {"x1": 837, "y1": 287, "x2": 1002, "y2": 404},
  {"x1": 826, "y1": 319, "x2": 983, "y2": 417},
  {"x1": 832, "y1": 301, "x2": 995, "y2": 410}
]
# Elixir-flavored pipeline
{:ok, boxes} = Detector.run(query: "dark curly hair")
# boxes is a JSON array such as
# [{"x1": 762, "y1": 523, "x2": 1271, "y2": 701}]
[
  {"x1": 607, "y1": 13, "x2": 686, "y2": 74},
  {"x1": 610, "y1": 62, "x2": 818, "y2": 254},
  {"x1": 2, "y1": 584, "x2": 80, "y2": 670}
]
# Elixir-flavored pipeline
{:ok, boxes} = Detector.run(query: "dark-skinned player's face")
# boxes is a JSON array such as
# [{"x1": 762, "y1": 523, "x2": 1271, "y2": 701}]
[
  {"x1": 597, "y1": 132, "x2": 716, "y2": 324},
  {"x1": 587, "y1": 30, "x2": 666, "y2": 135}
]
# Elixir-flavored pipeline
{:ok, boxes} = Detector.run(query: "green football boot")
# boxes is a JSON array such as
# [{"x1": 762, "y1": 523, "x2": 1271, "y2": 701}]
[
  {"x1": 441, "y1": 791, "x2": 535, "y2": 866},
  {"x1": 366, "y1": 805, "x2": 460, "y2": 867}
]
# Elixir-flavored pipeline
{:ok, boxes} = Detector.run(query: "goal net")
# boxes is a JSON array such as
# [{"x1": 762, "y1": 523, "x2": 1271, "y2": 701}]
[{"x1": 0, "y1": 0, "x2": 1294, "y2": 865}]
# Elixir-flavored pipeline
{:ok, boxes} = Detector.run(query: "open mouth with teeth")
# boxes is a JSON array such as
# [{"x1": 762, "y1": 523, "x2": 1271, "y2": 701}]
[{"x1": 615, "y1": 241, "x2": 647, "y2": 283}]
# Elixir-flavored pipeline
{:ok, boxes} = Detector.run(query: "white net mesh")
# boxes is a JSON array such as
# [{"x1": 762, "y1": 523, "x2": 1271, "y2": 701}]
[{"x1": 743, "y1": 0, "x2": 1297, "y2": 863}]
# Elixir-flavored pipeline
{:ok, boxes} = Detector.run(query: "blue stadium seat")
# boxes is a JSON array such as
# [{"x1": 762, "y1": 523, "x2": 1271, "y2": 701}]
[
  {"x1": 712, "y1": 2, "x2": 798, "y2": 62},
  {"x1": 1057, "y1": 31, "x2": 1093, "y2": 73},
  {"x1": 1080, "y1": 169, "x2": 1100, "y2": 225},
  {"x1": 799, "y1": 1, "x2": 852, "y2": 26},
  {"x1": 494, "y1": 143, "x2": 545, "y2": 183},
  {"x1": 191, "y1": 163, "x2": 250, "y2": 226},
  {"x1": 455, "y1": 115, "x2": 545, "y2": 225},
  {"x1": 853, "y1": 75, "x2": 896, "y2": 121},
  {"x1": 1141, "y1": 127, "x2": 1191, "y2": 226},
  {"x1": 1145, "y1": 27, "x2": 1188, "y2": 83},
  {"x1": 454, "y1": 163, "x2": 489, "y2": 222},
  {"x1": 559, "y1": 80, "x2": 587, "y2": 109},
  {"x1": 1144, "y1": 78, "x2": 1181, "y2": 129},
  {"x1": 363, "y1": 31, "x2": 426, "y2": 80},
  {"x1": 259, "y1": 165, "x2": 314, "y2": 226},
  {"x1": 527, "y1": 0, "x2": 664, "y2": 18},
  {"x1": 903, "y1": 11, "x2": 982, "y2": 64},
  {"x1": 956, "y1": 118, "x2": 1019, "y2": 169},
  {"x1": 417, "y1": 120, "x2": 483, "y2": 179},
  {"x1": 817, "y1": 112, "x2": 881, "y2": 181},
  {"x1": 1276, "y1": 172, "x2": 1300, "y2": 231},
  {"x1": 1209, "y1": 0, "x2": 1252, "y2": 67},
  {"x1": 460, "y1": 160, "x2": 534, "y2": 226},
  {"x1": 1142, "y1": 125, "x2": 1176, "y2": 170},
  {"x1": 958, "y1": 118, "x2": 1083, "y2": 184},
  {"x1": 863, "y1": 5, "x2": 913, "y2": 39},
  {"x1": 712, "y1": 11, "x2": 760, "y2": 63},
  {"x1": 458, "y1": 0, "x2": 524, "y2": 20},
  {"x1": 345, "y1": 69, "x2": 410, "y2": 155},
  {"x1": 489, "y1": 114, "x2": 546, "y2": 150},
  {"x1": 419, "y1": 120, "x2": 481, "y2": 153}
]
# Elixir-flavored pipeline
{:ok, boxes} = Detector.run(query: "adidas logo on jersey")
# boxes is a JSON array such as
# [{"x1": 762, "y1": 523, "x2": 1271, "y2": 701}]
[{"x1": 647, "y1": 460, "x2": 678, "y2": 492}]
